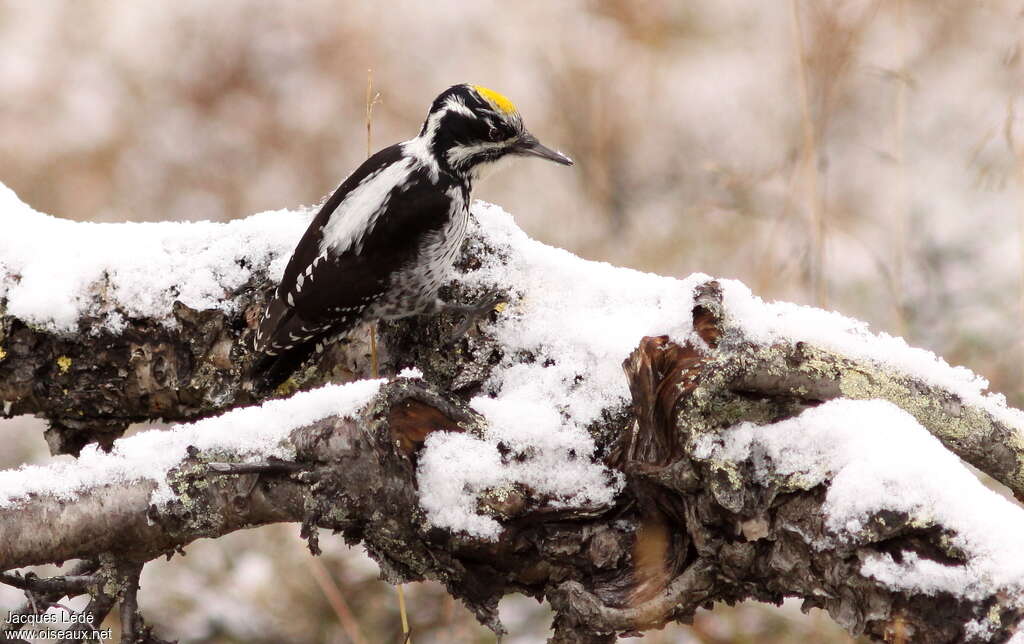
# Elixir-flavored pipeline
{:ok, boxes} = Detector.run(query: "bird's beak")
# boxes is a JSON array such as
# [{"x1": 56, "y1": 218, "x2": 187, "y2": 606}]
[{"x1": 514, "y1": 132, "x2": 574, "y2": 166}]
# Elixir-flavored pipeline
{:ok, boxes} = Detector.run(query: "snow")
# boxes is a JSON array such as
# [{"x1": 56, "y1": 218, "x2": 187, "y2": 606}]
[
  {"x1": 719, "y1": 281, "x2": 1024, "y2": 431},
  {"x1": 0, "y1": 379, "x2": 382, "y2": 509},
  {"x1": 3, "y1": 181, "x2": 1024, "y2": 560},
  {"x1": 0, "y1": 183, "x2": 308, "y2": 333},
  {"x1": 416, "y1": 202, "x2": 1024, "y2": 551},
  {"x1": 693, "y1": 399, "x2": 1024, "y2": 600},
  {"x1": 397, "y1": 366, "x2": 424, "y2": 379},
  {"x1": 417, "y1": 204, "x2": 710, "y2": 539}
]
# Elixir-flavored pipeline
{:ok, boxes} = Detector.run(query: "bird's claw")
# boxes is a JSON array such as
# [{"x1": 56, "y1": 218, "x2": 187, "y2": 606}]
[{"x1": 448, "y1": 291, "x2": 506, "y2": 341}]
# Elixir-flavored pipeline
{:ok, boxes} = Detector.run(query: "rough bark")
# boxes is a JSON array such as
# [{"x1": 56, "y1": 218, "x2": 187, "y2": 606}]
[
  {"x1": 0, "y1": 269, "x2": 485, "y2": 456},
  {"x1": 0, "y1": 280, "x2": 373, "y2": 455},
  {"x1": 4, "y1": 235, "x2": 1023, "y2": 514},
  {"x1": 4, "y1": 278, "x2": 1023, "y2": 642}
]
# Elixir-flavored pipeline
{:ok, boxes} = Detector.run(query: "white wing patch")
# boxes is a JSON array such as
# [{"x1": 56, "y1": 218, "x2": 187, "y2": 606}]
[{"x1": 319, "y1": 158, "x2": 415, "y2": 256}]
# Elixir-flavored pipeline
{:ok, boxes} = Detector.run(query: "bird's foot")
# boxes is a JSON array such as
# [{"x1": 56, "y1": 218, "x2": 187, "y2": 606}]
[{"x1": 446, "y1": 291, "x2": 506, "y2": 341}]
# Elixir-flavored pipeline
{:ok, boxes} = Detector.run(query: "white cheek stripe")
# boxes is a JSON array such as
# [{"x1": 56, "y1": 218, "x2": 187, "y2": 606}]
[{"x1": 446, "y1": 140, "x2": 506, "y2": 167}]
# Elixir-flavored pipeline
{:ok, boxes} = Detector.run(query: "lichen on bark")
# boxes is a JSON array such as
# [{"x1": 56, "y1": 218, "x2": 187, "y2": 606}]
[{"x1": 4, "y1": 228, "x2": 1024, "y2": 642}]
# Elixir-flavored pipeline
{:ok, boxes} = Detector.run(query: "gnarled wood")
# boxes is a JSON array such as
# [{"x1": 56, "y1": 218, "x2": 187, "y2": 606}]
[
  {"x1": 4, "y1": 284, "x2": 1023, "y2": 642},
  {"x1": 4, "y1": 224, "x2": 1024, "y2": 642}
]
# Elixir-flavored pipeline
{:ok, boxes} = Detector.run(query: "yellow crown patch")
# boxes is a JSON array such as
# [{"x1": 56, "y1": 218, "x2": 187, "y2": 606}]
[{"x1": 473, "y1": 85, "x2": 518, "y2": 115}]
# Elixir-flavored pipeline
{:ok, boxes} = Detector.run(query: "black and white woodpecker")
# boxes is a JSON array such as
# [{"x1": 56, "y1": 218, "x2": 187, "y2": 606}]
[{"x1": 250, "y1": 83, "x2": 573, "y2": 390}]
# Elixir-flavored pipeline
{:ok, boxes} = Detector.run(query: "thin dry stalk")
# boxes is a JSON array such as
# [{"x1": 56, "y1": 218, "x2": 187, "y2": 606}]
[
  {"x1": 365, "y1": 68, "x2": 382, "y2": 160},
  {"x1": 369, "y1": 323, "x2": 379, "y2": 379},
  {"x1": 363, "y1": 69, "x2": 410, "y2": 642},
  {"x1": 440, "y1": 594, "x2": 456, "y2": 642},
  {"x1": 306, "y1": 557, "x2": 368, "y2": 644},
  {"x1": 396, "y1": 585, "x2": 411, "y2": 643},
  {"x1": 756, "y1": 158, "x2": 804, "y2": 297},
  {"x1": 1005, "y1": 98, "x2": 1024, "y2": 389},
  {"x1": 892, "y1": 0, "x2": 910, "y2": 338},
  {"x1": 892, "y1": 613, "x2": 907, "y2": 644},
  {"x1": 365, "y1": 69, "x2": 382, "y2": 380},
  {"x1": 789, "y1": 0, "x2": 827, "y2": 307}
]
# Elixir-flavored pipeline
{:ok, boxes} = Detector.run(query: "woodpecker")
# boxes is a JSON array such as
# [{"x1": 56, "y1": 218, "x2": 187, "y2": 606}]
[{"x1": 250, "y1": 83, "x2": 573, "y2": 391}]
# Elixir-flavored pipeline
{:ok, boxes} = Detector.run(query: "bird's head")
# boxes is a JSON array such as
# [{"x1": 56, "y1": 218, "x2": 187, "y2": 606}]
[{"x1": 418, "y1": 83, "x2": 573, "y2": 180}]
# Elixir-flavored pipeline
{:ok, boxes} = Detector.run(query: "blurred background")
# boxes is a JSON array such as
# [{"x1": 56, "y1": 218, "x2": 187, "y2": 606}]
[{"x1": 2, "y1": 0, "x2": 1023, "y2": 641}]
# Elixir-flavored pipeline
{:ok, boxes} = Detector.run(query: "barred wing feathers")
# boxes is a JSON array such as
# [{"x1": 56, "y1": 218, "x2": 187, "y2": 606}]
[{"x1": 250, "y1": 145, "x2": 458, "y2": 390}]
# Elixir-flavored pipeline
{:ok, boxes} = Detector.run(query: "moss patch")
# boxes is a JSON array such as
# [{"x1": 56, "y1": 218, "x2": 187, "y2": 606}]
[{"x1": 56, "y1": 355, "x2": 72, "y2": 374}]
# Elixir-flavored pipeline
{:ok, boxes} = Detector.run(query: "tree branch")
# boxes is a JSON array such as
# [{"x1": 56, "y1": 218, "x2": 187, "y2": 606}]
[
  {"x1": 5, "y1": 294, "x2": 1024, "y2": 641},
  {"x1": 4, "y1": 199, "x2": 1024, "y2": 642}
]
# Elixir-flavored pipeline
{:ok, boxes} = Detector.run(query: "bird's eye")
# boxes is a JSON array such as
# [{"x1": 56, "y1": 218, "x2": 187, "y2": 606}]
[{"x1": 487, "y1": 126, "x2": 502, "y2": 142}]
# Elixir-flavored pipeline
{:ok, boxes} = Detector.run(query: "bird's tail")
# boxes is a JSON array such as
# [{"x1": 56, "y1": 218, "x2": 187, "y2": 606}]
[{"x1": 248, "y1": 343, "x2": 317, "y2": 394}]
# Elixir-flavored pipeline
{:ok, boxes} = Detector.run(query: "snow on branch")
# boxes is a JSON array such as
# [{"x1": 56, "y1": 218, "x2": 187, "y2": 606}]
[
  {"x1": 4, "y1": 183, "x2": 1024, "y2": 641},
  {"x1": 0, "y1": 377, "x2": 381, "y2": 570},
  {"x1": 0, "y1": 184, "x2": 313, "y2": 453}
]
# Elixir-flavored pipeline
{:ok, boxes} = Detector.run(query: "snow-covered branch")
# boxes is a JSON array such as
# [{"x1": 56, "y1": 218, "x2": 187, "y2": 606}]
[
  {"x1": 0, "y1": 185, "x2": 355, "y2": 455},
  {"x1": 0, "y1": 379, "x2": 383, "y2": 570},
  {"x1": 4, "y1": 184, "x2": 1024, "y2": 641}
]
